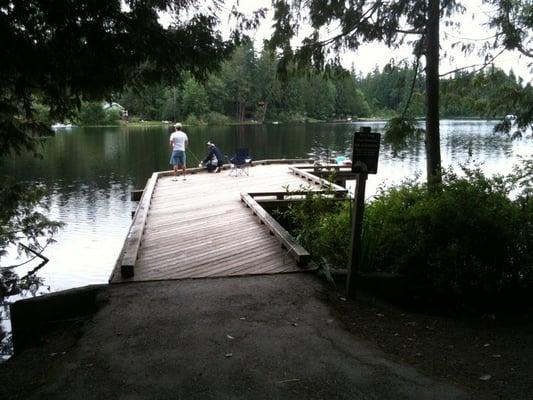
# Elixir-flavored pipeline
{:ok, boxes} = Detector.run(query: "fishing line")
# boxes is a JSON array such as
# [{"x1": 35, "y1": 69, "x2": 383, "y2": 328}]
[{"x1": 186, "y1": 148, "x2": 202, "y2": 164}]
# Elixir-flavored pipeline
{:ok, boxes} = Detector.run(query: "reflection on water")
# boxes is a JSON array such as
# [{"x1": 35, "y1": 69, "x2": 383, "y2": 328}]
[{"x1": 0, "y1": 121, "x2": 530, "y2": 293}]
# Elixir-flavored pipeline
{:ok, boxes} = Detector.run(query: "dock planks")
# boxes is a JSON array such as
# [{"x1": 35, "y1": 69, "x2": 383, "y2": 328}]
[{"x1": 110, "y1": 162, "x2": 334, "y2": 283}]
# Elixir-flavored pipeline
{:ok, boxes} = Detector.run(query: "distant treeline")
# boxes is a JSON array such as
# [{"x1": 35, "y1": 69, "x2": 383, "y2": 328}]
[{"x1": 82, "y1": 43, "x2": 525, "y2": 125}]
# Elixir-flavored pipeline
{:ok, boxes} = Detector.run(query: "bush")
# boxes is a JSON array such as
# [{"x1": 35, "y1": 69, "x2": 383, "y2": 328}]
[
  {"x1": 104, "y1": 108, "x2": 120, "y2": 125},
  {"x1": 270, "y1": 112, "x2": 306, "y2": 123},
  {"x1": 278, "y1": 193, "x2": 351, "y2": 269},
  {"x1": 33, "y1": 102, "x2": 52, "y2": 126},
  {"x1": 204, "y1": 112, "x2": 230, "y2": 126},
  {"x1": 365, "y1": 168, "x2": 532, "y2": 300},
  {"x1": 184, "y1": 114, "x2": 206, "y2": 126},
  {"x1": 78, "y1": 102, "x2": 120, "y2": 125},
  {"x1": 79, "y1": 102, "x2": 107, "y2": 125},
  {"x1": 280, "y1": 164, "x2": 533, "y2": 307}
]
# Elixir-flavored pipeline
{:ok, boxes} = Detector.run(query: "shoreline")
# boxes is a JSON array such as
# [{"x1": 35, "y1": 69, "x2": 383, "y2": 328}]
[{"x1": 72, "y1": 117, "x2": 506, "y2": 129}]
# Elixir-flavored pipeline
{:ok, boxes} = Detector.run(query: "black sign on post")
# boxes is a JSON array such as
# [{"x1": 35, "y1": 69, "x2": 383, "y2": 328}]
[
  {"x1": 352, "y1": 126, "x2": 381, "y2": 174},
  {"x1": 347, "y1": 126, "x2": 380, "y2": 299}
]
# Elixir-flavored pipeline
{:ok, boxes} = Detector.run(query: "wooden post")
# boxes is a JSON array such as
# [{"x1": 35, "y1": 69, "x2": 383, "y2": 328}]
[
  {"x1": 347, "y1": 172, "x2": 367, "y2": 299},
  {"x1": 347, "y1": 125, "x2": 379, "y2": 298}
]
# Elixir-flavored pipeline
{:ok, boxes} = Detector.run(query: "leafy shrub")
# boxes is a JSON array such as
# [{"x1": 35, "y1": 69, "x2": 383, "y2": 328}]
[
  {"x1": 0, "y1": 176, "x2": 63, "y2": 297},
  {"x1": 272, "y1": 112, "x2": 306, "y2": 123},
  {"x1": 383, "y1": 117, "x2": 423, "y2": 156},
  {"x1": 78, "y1": 102, "x2": 120, "y2": 125},
  {"x1": 204, "y1": 112, "x2": 230, "y2": 126},
  {"x1": 278, "y1": 193, "x2": 351, "y2": 269},
  {"x1": 104, "y1": 108, "x2": 120, "y2": 125},
  {"x1": 184, "y1": 113, "x2": 206, "y2": 126},
  {"x1": 33, "y1": 103, "x2": 52, "y2": 126},
  {"x1": 79, "y1": 102, "x2": 107, "y2": 125},
  {"x1": 365, "y1": 167, "x2": 532, "y2": 300},
  {"x1": 280, "y1": 164, "x2": 533, "y2": 305}
]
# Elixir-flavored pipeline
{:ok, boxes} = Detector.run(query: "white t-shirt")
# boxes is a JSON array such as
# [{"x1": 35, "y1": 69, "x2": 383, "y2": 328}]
[{"x1": 169, "y1": 131, "x2": 188, "y2": 151}]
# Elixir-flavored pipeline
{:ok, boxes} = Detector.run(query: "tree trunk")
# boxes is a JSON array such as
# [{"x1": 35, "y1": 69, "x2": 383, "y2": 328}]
[
  {"x1": 425, "y1": 0, "x2": 442, "y2": 186},
  {"x1": 262, "y1": 101, "x2": 268, "y2": 123}
]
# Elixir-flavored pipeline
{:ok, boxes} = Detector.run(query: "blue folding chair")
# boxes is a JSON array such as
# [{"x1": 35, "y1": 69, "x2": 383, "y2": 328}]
[{"x1": 229, "y1": 148, "x2": 252, "y2": 176}]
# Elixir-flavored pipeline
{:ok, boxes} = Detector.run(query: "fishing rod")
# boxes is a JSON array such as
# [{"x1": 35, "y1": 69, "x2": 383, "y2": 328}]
[{"x1": 186, "y1": 147, "x2": 202, "y2": 164}]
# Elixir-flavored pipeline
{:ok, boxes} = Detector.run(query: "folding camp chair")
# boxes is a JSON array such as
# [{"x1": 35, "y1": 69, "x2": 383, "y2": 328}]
[{"x1": 229, "y1": 148, "x2": 252, "y2": 176}]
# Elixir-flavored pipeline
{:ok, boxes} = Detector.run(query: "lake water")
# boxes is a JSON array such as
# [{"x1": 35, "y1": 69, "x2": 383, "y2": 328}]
[{"x1": 0, "y1": 120, "x2": 531, "y2": 294}]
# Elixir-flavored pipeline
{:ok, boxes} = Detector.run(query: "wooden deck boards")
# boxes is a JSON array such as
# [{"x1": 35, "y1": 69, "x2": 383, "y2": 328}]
[{"x1": 111, "y1": 163, "x2": 324, "y2": 283}]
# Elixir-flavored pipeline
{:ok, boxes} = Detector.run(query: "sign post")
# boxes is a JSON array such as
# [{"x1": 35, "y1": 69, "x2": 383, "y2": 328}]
[{"x1": 347, "y1": 126, "x2": 380, "y2": 299}]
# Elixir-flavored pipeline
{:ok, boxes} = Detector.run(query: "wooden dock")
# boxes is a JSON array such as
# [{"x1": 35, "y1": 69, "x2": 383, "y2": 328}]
[{"x1": 110, "y1": 160, "x2": 347, "y2": 283}]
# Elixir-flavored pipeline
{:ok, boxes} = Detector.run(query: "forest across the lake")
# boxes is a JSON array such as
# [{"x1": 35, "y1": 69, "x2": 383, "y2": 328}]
[{"x1": 36, "y1": 43, "x2": 528, "y2": 127}]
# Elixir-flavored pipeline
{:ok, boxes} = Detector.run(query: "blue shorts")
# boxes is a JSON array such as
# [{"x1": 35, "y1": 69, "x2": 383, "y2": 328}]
[{"x1": 170, "y1": 150, "x2": 186, "y2": 166}]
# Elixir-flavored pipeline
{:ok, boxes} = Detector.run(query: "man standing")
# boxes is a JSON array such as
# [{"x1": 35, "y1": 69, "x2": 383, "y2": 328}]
[{"x1": 169, "y1": 122, "x2": 188, "y2": 181}]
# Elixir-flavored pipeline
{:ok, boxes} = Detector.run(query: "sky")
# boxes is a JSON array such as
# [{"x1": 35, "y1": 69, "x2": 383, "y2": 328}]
[{"x1": 161, "y1": 0, "x2": 532, "y2": 80}]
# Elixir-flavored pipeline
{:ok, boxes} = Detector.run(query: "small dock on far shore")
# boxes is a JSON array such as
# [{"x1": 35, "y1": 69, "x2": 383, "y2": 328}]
[{"x1": 110, "y1": 160, "x2": 355, "y2": 283}]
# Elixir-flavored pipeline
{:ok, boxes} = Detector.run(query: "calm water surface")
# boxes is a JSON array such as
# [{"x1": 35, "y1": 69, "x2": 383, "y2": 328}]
[{"x1": 0, "y1": 121, "x2": 531, "y2": 293}]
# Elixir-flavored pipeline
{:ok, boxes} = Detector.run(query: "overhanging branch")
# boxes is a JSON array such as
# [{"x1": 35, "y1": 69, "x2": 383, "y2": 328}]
[{"x1": 439, "y1": 48, "x2": 506, "y2": 77}]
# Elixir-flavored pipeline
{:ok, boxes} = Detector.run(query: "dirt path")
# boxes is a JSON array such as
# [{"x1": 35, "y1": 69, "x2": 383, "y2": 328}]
[{"x1": 1, "y1": 274, "x2": 468, "y2": 399}]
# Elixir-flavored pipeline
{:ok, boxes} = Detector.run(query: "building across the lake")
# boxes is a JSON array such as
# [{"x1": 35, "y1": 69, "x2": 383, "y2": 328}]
[{"x1": 103, "y1": 101, "x2": 128, "y2": 119}]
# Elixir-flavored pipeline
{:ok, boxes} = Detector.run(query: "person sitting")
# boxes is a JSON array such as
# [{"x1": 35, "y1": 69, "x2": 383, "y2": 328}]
[{"x1": 199, "y1": 141, "x2": 224, "y2": 173}]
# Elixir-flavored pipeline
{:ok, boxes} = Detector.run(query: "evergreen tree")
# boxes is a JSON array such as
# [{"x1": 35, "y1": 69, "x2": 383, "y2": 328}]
[
  {"x1": 269, "y1": 0, "x2": 465, "y2": 185},
  {"x1": 205, "y1": 76, "x2": 229, "y2": 115},
  {"x1": 220, "y1": 44, "x2": 256, "y2": 121},
  {"x1": 255, "y1": 48, "x2": 282, "y2": 121},
  {"x1": 181, "y1": 78, "x2": 210, "y2": 118},
  {"x1": 334, "y1": 75, "x2": 371, "y2": 118},
  {"x1": 161, "y1": 87, "x2": 182, "y2": 122},
  {"x1": 304, "y1": 75, "x2": 337, "y2": 120}
]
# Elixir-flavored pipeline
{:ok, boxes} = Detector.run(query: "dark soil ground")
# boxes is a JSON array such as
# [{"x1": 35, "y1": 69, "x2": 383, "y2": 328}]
[
  {"x1": 1, "y1": 273, "x2": 532, "y2": 399},
  {"x1": 327, "y1": 283, "x2": 533, "y2": 399}
]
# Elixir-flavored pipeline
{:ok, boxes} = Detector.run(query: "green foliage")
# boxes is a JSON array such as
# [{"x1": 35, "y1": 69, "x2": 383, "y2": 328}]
[
  {"x1": 118, "y1": 44, "x2": 378, "y2": 122},
  {"x1": 304, "y1": 75, "x2": 337, "y2": 120},
  {"x1": 365, "y1": 167, "x2": 533, "y2": 300},
  {"x1": 182, "y1": 78, "x2": 210, "y2": 118},
  {"x1": 278, "y1": 194, "x2": 352, "y2": 269},
  {"x1": 334, "y1": 76, "x2": 371, "y2": 118},
  {"x1": 282, "y1": 165, "x2": 533, "y2": 306},
  {"x1": 383, "y1": 117, "x2": 424, "y2": 156},
  {"x1": 267, "y1": 0, "x2": 532, "y2": 186},
  {"x1": 440, "y1": 67, "x2": 533, "y2": 137},
  {"x1": 108, "y1": 43, "x2": 527, "y2": 125},
  {"x1": 0, "y1": 176, "x2": 63, "y2": 296},
  {"x1": 220, "y1": 43, "x2": 256, "y2": 121},
  {"x1": 274, "y1": 111, "x2": 307, "y2": 123},
  {"x1": 79, "y1": 103, "x2": 106, "y2": 125},
  {"x1": 78, "y1": 103, "x2": 120, "y2": 125},
  {"x1": 104, "y1": 108, "x2": 121, "y2": 125},
  {"x1": 1, "y1": 0, "x2": 233, "y2": 156},
  {"x1": 119, "y1": 85, "x2": 168, "y2": 121},
  {"x1": 487, "y1": 0, "x2": 532, "y2": 56},
  {"x1": 204, "y1": 112, "x2": 231, "y2": 126},
  {"x1": 359, "y1": 63, "x2": 425, "y2": 117},
  {"x1": 184, "y1": 114, "x2": 206, "y2": 126},
  {"x1": 33, "y1": 103, "x2": 52, "y2": 126},
  {"x1": 160, "y1": 87, "x2": 181, "y2": 122},
  {"x1": 205, "y1": 76, "x2": 228, "y2": 114}
]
